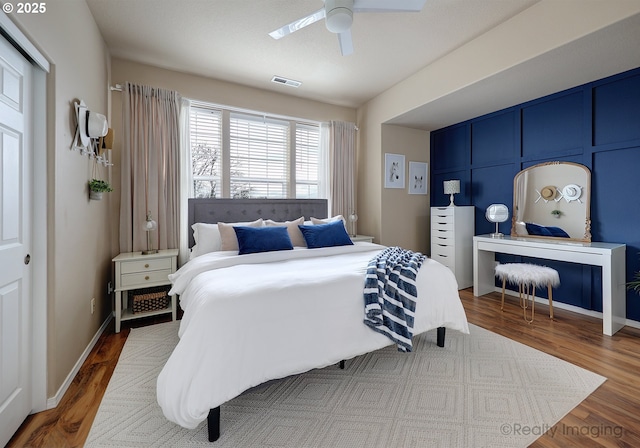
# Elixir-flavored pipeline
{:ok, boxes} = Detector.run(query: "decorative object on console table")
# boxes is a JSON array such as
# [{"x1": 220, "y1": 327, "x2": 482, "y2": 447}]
[
  {"x1": 112, "y1": 249, "x2": 178, "y2": 333},
  {"x1": 443, "y1": 179, "x2": 460, "y2": 206},
  {"x1": 485, "y1": 204, "x2": 509, "y2": 238},
  {"x1": 142, "y1": 211, "x2": 158, "y2": 255},
  {"x1": 431, "y1": 206, "x2": 474, "y2": 289}
]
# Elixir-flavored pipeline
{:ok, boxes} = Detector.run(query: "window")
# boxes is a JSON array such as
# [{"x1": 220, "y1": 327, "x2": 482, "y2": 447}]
[
  {"x1": 230, "y1": 113, "x2": 288, "y2": 198},
  {"x1": 188, "y1": 102, "x2": 322, "y2": 199},
  {"x1": 190, "y1": 107, "x2": 222, "y2": 198},
  {"x1": 295, "y1": 124, "x2": 320, "y2": 198}
]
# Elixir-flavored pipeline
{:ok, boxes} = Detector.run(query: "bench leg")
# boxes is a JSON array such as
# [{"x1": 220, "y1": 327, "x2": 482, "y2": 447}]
[
  {"x1": 548, "y1": 282, "x2": 554, "y2": 319},
  {"x1": 500, "y1": 278, "x2": 506, "y2": 311},
  {"x1": 523, "y1": 284, "x2": 535, "y2": 324}
]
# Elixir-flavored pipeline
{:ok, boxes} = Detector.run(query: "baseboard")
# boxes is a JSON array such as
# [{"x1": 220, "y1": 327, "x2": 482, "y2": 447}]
[
  {"x1": 45, "y1": 315, "x2": 112, "y2": 410},
  {"x1": 496, "y1": 287, "x2": 640, "y2": 328}
]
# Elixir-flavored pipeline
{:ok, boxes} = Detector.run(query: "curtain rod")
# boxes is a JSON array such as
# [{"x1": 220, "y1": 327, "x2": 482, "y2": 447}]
[{"x1": 110, "y1": 84, "x2": 358, "y2": 130}]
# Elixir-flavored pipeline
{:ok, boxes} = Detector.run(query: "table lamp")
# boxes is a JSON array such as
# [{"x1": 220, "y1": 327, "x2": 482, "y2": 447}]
[
  {"x1": 142, "y1": 211, "x2": 158, "y2": 255},
  {"x1": 443, "y1": 180, "x2": 460, "y2": 206}
]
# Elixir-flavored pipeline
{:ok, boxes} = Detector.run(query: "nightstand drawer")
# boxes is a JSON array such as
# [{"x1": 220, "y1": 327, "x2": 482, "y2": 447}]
[
  {"x1": 121, "y1": 258, "x2": 172, "y2": 274},
  {"x1": 121, "y1": 269, "x2": 172, "y2": 288}
]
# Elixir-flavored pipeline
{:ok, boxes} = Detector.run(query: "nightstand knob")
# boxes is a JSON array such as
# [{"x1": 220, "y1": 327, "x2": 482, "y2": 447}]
[
  {"x1": 144, "y1": 263, "x2": 149, "y2": 268},
  {"x1": 145, "y1": 275, "x2": 150, "y2": 280}
]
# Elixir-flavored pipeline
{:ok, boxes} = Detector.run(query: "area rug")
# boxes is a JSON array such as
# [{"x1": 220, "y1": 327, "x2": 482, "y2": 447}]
[{"x1": 85, "y1": 321, "x2": 605, "y2": 447}]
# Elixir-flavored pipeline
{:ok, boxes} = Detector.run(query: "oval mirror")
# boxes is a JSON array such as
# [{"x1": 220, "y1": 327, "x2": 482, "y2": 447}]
[
  {"x1": 486, "y1": 204, "x2": 509, "y2": 238},
  {"x1": 512, "y1": 161, "x2": 591, "y2": 242}
]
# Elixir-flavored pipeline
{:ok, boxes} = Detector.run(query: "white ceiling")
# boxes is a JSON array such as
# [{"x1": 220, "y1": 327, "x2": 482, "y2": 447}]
[{"x1": 86, "y1": 0, "x2": 640, "y2": 130}]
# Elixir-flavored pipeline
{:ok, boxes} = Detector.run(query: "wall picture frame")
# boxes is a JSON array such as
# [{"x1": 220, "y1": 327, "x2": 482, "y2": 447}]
[
  {"x1": 408, "y1": 161, "x2": 428, "y2": 195},
  {"x1": 384, "y1": 153, "x2": 405, "y2": 189}
]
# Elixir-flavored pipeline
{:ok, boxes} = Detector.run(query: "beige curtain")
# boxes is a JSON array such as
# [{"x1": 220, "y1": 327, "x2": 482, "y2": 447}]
[
  {"x1": 325, "y1": 121, "x2": 357, "y2": 226},
  {"x1": 119, "y1": 82, "x2": 182, "y2": 253}
]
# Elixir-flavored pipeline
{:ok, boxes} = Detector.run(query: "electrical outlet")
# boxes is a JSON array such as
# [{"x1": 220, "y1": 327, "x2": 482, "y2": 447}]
[
  {"x1": 107, "y1": 281, "x2": 113, "y2": 295},
  {"x1": 91, "y1": 298, "x2": 95, "y2": 314}
]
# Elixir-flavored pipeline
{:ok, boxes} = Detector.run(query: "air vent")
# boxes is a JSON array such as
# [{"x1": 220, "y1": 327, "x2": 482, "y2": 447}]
[{"x1": 271, "y1": 76, "x2": 302, "y2": 88}]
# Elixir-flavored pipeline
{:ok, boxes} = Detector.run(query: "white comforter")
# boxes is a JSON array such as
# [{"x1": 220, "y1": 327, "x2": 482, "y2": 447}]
[{"x1": 157, "y1": 243, "x2": 469, "y2": 429}]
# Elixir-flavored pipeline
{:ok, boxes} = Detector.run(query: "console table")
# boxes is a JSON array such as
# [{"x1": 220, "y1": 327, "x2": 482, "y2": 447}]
[{"x1": 473, "y1": 235, "x2": 626, "y2": 336}]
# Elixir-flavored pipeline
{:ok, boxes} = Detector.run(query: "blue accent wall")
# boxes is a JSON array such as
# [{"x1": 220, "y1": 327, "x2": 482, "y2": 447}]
[{"x1": 430, "y1": 66, "x2": 640, "y2": 321}]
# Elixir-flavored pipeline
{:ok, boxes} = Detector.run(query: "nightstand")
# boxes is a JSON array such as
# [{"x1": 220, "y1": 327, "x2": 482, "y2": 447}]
[
  {"x1": 351, "y1": 234, "x2": 374, "y2": 243},
  {"x1": 112, "y1": 249, "x2": 179, "y2": 333}
]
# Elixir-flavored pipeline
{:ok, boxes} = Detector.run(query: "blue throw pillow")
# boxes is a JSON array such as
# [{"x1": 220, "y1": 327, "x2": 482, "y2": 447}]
[
  {"x1": 525, "y1": 222, "x2": 553, "y2": 236},
  {"x1": 234, "y1": 226, "x2": 293, "y2": 255},
  {"x1": 546, "y1": 226, "x2": 570, "y2": 238},
  {"x1": 298, "y1": 220, "x2": 354, "y2": 249}
]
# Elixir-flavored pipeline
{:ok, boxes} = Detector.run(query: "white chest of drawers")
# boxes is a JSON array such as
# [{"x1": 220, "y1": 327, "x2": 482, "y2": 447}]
[{"x1": 431, "y1": 206, "x2": 474, "y2": 289}]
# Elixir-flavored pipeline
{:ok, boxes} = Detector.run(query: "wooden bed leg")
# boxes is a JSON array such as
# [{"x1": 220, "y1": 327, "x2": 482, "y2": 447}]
[
  {"x1": 339, "y1": 360, "x2": 345, "y2": 369},
  {"x1": 436, "y1": 327, "x2": 446, "y2": 347},
  {"x1": 208, "y1": 407, "x2": 220, "y2": 442}
]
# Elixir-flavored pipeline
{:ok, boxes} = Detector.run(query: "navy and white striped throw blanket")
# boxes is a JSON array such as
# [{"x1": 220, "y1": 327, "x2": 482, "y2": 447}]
[{"x1": 363, "y1": 246, "x2": 426, "y2": 352}]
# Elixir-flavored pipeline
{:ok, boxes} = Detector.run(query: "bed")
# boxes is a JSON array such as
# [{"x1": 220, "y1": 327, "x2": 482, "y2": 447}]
[{"x1": 157, "y1": 198, "x2": 470, "y2": 442}]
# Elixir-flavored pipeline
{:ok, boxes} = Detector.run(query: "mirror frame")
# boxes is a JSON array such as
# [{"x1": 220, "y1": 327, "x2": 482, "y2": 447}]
[{"x1": 511, "y1": 161, "x2": 592, "y2": 242}]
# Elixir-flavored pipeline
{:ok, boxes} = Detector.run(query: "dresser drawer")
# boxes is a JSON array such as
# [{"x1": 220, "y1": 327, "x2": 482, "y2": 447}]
[
  {"x1": 121, "y1": 258, "x2": 172, "y2": 274},
  {"x1": 432, "y1": 207, "x2": 454, "y2": 216},
  {"x1": 432, "y1": 234, "x2": 453, "y2": 245},
  {"x1": 431, "y1": 253, "x2": 454, "y2": 270},
  {"x1": 431, "y1": 236, "x2": 455, "y2": 252},
  {"x1": 432, "y1": 224, "x2": 454, "y2": 238},
  {"x1": 431, "y1": 242, "x2": 455, "y2": 258},
  {"x1": 121, "y1": 269, "x2": 172, "y2": 288},
  {"x1": 431, "y1": 213, "x2": 454, "y2": 226}
]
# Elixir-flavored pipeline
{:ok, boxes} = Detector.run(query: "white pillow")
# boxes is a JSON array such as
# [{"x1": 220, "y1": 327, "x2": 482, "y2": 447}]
[
  {"x1": 310, "y1": 215, "x2": 346, "y2": 230},
  {"x1": 515, "y1": 221, "x2": 528, "y2": 235},
  {"x1": 190, "y1": 219, "x2": 264, "y2": 258},
  {"x1": 190, "y1": 223, "x2": 222, "y2": 259},
  {"x1": 219, "y1": 219, "x2": 264, "y2": 251}
]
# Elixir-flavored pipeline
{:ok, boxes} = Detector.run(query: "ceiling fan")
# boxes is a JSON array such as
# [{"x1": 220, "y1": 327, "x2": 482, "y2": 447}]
[{"x1": 268, "y1": 0, "x2": 427, "y2": 56}]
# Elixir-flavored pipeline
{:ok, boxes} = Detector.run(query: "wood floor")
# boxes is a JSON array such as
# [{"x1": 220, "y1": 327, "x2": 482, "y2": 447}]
[{"x1": 8, "y1": 289, "x2": 640, "y2": 447}]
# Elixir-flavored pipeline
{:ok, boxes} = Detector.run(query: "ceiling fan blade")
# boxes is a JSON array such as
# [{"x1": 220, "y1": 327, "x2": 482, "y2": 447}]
[
  {"x1": 353, "y1": 0, "x2": 427, "y2": 13},
  {"x1": 269, "y1": 8, "x2": 326, "y2": 39},
  {"x1": 337, "y1": 29, "x2": 354, "y2": 56}
]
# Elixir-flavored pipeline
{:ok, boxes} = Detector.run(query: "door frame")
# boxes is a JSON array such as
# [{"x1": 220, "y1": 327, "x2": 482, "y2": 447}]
[{"x1": 1, "y1": 12, "x2": 50, "y2": 413}]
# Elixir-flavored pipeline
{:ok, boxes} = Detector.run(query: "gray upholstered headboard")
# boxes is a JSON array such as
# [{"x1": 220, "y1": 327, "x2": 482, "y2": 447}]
[{"x1": 188, "y1": 198, "x2": 328, "y2": 247}]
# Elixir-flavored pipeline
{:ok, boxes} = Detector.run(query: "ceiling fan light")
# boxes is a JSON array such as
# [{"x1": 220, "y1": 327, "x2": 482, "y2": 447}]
[{"x1": 326, "y1": 8, "x2": 353, "y2": 33}]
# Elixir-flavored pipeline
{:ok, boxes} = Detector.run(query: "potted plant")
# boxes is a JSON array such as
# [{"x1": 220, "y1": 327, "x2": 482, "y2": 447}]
[
  {"x1": 628, "y1": 271, "x2": 640, "y2": 294},
  {"x1": 551, "y1": 209, "x2": 562, "y2": 218},
  {"x1": 89, "y1": 178, "x2": 113, "y2": 200}
]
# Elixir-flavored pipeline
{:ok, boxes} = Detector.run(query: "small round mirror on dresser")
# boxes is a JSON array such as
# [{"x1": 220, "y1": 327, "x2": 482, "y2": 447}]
[{"x1": 486, "y1": 204, "x2": 509, "y2": 238}]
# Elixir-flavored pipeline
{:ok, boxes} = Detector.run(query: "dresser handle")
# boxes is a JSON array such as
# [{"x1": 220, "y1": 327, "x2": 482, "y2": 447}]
[
  {"x1": 145, "y1": 275, "x2": 150, "y2": 280},
  {"x1": 144, "y1": 263, "x2": 150, "y2": 268}
]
